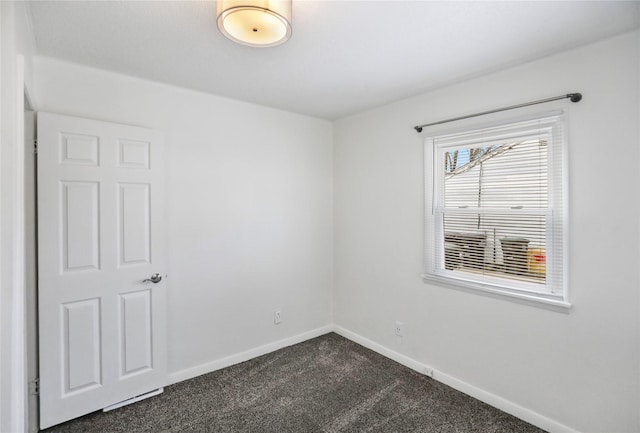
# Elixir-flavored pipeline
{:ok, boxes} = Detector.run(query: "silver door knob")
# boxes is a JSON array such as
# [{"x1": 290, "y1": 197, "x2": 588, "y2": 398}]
[{"x1": 143, "y1": 273, "x2": 162, "y2": 284}]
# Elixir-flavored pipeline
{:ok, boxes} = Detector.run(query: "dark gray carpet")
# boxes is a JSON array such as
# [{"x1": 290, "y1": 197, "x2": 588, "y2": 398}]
[{"x1": 43, "y1": 333, "x2": 546, "y2": 433}]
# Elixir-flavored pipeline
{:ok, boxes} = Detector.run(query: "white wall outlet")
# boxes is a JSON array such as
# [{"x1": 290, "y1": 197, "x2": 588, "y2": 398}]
[
  {"x1": 394, "y1": 320, "x2": 404, "y2": 337},
  {"x1": 274, "y1": 310, "x2": 282, "y2": 325}
]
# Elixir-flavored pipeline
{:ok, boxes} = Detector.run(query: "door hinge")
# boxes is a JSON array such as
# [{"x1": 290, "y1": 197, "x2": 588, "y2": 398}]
[
  {"x1": 28, "y1": 378, "x2": 39, "y2": 396},
  {"x1": 33, "y1": 139, "x2": 38, "y2": 155}
]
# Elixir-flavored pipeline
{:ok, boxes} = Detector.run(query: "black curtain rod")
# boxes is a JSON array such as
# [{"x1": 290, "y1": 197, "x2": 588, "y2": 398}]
[{"x1": 414, "y1": 93, "x2": 582, "y2": 133}]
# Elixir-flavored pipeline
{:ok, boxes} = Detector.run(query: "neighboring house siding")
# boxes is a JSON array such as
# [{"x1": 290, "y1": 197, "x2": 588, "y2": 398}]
[{"x1": 443, "y1": 140, "x2": 548, "y2": 266}]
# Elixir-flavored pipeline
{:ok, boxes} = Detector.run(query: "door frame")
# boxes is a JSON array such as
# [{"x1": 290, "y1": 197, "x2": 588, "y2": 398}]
[
  {"x1": 3, "y1": 52, "x2": 38, "y2": 433},
  {"x1": 5, "y1": 53, "x2": 29, "y2": 433}
]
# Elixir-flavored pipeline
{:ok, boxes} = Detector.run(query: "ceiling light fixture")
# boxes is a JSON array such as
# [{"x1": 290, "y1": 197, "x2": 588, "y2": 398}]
[{"x1": 217, "y1": 0, "x2": 292, "y2": 47}]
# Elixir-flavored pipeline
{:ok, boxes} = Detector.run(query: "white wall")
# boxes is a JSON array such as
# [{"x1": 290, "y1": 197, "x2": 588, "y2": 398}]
[
  {"x1": 0, "y1": 2, "x2": 37, "y2": 432},
  {"x1": 33, "y1": 57, "x2": 334, "y2": 379},
  {"x1": 333, "y1": 31, "x2": 640, "y2": 433}
]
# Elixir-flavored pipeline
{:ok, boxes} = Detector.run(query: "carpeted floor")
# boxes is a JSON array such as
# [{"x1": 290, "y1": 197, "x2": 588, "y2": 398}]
[{"x1": 43, "y1": 333, "x2": 546, "y2": 433}]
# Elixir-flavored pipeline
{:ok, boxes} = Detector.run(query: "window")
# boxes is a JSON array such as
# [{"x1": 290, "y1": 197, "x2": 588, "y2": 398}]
[{"x1": 423, "y1": 113, "x2": 568, "y2": 307}]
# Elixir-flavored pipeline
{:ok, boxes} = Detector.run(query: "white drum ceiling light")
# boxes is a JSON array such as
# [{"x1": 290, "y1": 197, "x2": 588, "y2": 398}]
[{"x1": 217, "y1": 0, "x2": 292, "y2": 47}]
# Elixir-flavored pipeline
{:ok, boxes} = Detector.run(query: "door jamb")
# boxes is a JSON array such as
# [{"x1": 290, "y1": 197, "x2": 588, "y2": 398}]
[{"x1": 24, "y1": 94, "x2": 38, "y2": 433}]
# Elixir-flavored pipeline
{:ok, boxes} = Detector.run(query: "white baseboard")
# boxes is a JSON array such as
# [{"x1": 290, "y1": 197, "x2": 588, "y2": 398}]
[
  {"x1": 167, "y1": 325, "x2": 334, "y2": 385},
  {"x1": 167, "y1": 323, "x2": 578, "y2": 433},
  {"x1": 332, "y1": 325, "x2": 579, "y2": 433}
]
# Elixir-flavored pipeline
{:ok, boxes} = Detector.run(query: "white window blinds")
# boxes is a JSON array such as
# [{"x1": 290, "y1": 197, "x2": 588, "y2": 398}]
[{"x1": 424, "y1": 113, "x2": 567, "y2": 304}]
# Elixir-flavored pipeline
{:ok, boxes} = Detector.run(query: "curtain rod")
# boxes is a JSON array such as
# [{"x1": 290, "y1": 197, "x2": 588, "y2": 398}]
[{"x1": 414, "y1": 93, "x2": 582, "y2": 133}]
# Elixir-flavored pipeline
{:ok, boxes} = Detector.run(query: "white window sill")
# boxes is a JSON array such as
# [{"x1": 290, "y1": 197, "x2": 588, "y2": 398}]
[{"x1": 421, "y1": 273, "x2": 571, "y2": 311}]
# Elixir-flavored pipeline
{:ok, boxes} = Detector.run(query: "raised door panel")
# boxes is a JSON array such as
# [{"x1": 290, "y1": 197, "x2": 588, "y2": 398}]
[
  {"x1": 62, "y1": 299, "x2": 102, "y2": 395},
  {"x1": 119, "y1": 290, "x2": 153, "y2": 377},
  {"x1": 61, "y1": 181, "x2": 100, "y2": 272},
  {"x1": 60, "y1": 133, "x2": 100, "y2": 166},
  {"x1": 118, "y1": 139, "x2": 150, "y2": 169}
]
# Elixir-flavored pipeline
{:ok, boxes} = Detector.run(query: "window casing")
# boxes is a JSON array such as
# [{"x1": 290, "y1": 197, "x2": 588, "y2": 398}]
[{"x1": 423, "y1": 113, "x2": 568, "y2": 307}]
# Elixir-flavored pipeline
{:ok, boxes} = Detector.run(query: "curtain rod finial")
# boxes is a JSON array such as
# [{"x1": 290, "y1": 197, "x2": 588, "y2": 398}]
[
  {"x1": 569, "y1": 93, "x2": 582, "y2": 103},
  {"x1": 415, "y1": 126, "x2": 423, "y2": 133}
]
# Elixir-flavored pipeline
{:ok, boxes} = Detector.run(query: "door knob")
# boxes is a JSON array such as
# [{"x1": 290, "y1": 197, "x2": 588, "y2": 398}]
[{"x1": 143, "y1": 273, "x2": 162, "y2": 284}]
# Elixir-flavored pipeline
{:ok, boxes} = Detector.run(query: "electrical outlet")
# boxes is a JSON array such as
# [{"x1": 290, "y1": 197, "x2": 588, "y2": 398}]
[
  {"x1": 394, "y1": 321, "x2": 404, "y2": 337},
  {"x1": 274, "y1": 310, "x2": 282, "y2": 325}
]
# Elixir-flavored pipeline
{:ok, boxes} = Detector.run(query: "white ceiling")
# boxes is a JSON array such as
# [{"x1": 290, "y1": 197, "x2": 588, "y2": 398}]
[{"x1": 26, "y1": 1, "x2": 640, "y2": 120}]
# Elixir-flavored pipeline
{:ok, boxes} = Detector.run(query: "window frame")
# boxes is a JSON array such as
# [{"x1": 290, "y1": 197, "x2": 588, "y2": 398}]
[{"x1": 422, "y1": 111, "x2": 570, "y2": 308}]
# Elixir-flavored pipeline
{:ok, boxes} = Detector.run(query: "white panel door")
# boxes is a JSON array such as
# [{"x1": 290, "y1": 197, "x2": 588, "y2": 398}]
[{"x1": 37, "y1": 112, "x2": 167, "y2": 429}]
